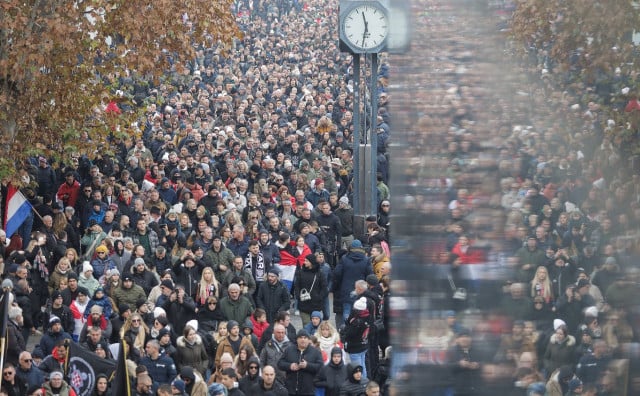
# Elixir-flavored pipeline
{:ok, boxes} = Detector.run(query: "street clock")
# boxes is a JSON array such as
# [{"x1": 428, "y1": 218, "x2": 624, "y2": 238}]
[{"x1": 339, "y1": 1, "x2": 389, "y2": 54}]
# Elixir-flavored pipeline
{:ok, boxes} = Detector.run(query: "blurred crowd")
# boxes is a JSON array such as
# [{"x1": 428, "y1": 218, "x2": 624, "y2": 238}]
[{"x1": 393, "y1": 1, "x2": 640, "y2": 396}]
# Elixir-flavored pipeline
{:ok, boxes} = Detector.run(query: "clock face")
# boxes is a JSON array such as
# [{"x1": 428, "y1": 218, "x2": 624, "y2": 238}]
[{"x1": 342, "y1": 4, "x2": 389, "y2": 51}]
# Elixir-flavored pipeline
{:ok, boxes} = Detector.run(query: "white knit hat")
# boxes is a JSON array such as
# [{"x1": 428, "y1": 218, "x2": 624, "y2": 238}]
[{"x1": 353, "y1": 297, "x2": 367, "y2": 311}]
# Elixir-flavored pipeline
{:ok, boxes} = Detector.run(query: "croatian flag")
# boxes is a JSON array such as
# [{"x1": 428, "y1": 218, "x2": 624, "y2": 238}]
[{"x1": 4, "y1": 185, "x2": 31, "y2": 237}]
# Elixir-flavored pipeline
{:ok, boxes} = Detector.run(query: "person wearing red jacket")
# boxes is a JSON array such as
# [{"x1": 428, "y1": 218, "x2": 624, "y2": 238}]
[{"x1": 56, "y1": 172, "x2": 81, "y2": 209}]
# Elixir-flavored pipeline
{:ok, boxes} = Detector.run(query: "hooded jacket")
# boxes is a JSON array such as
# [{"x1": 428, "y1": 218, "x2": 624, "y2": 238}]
[
  {"x1": 176, "y1": 333, "x2": 209, "y2": 374},
  {"x1": 314, "y1": 347, "x2": 348, "y2": 396},
  {"x1": 333, "y1": 248, "x2": 372, "y2": 304},
  {"x1": 543, "y1": 332, "x2": 577, "y2": 375},
  {"x1": 238, "y1": 356, "x2": 262, "y2": 394},
  {"x1": 294, "y1": 255, "x2": 328, "y2": 314},
  {"x1": 338, "y1": 364, "x2": 369, "y2": 396}
]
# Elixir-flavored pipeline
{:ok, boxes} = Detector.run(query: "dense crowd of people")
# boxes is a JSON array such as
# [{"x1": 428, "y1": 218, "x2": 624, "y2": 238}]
[
  {"x1": 0, "y1": 1, "x2": 392, "y2": 396},
  {"x1": 392, "y1": 1, "x2": 640, "y2": 396}
]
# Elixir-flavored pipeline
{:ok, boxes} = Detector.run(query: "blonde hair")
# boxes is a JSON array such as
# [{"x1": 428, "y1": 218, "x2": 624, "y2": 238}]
[
  {"x1": 197, "y1": 267, "x2": 220, "y2": 305},
  {"x1": 120, "y1": 313, "x2": 150, "y2": 352}
]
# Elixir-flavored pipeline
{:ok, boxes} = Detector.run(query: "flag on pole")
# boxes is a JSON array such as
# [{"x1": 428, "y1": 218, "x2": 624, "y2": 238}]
[
  {"x1": 65, "y1": 342, "x2": 115, "y2": 396},
  {"x1": 4, "y1": 184, "x2": 31, "y2": 237},
  {"x1": 111, "y1": 340, "x2": 132, "y2": 396}
]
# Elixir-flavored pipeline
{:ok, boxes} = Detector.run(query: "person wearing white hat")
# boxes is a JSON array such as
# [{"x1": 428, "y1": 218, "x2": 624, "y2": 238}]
[{"x1": 341, "y1": 297, "x2": 371, "y2": 379}]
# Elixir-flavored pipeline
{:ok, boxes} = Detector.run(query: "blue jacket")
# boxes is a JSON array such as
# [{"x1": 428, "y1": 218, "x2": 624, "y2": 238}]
[
  {"x1": 139, "y1": 354, "x2": 177, "y2": 385},
  {"x1": 332, "y1": 249, "x2": 372, "y2": 304}
]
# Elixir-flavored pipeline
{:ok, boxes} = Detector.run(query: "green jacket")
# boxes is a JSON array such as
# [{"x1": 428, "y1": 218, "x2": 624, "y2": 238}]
[{"x1": 218, "y1": 295, "x2": 254, "y2": 324}]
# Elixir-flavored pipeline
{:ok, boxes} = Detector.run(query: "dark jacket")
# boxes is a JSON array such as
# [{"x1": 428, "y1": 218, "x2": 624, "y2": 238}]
[
  {"x1": 6, "y1": 319, "x2": 26, "y2": 366},
  {"x1": 277, "y1": 343, "x2": 324, "y2": 396},
  {"x1": 333, "y1": 249, "x2": 372, "y2": 304},
  {"x1": 256, "y1": 279, "x2": 291, "y2": 324},
  {"x1": 338, "y1": 364, "x2": 369, "y2": 396},
  {"x1": 314, "y1": 348, "x2": 348, "y2": 396},
  {"x1": 342, "y1": 310, "x2": 370, "y2": 354},
  {"x1": 138, "y1": 354, "x2": 177, "y2": 385},
  {"x1": 249, "y1": 378, "x2": 288, "y2": 396},
  {"x1": 543, "y1": 333, "x2": 577, "y2": 375},
  {"x1": 175, "y1": 334, "x2": 209, "y2": 374},
  {"x1": 294, "y1": 257, "x2": 328, "y2": 314},
  {"x1": 39, "y1": 329, "x2": 72, "y2": 356},
  {"x1": 238, "y1": 356, "x2": 262, "y2": 394},
  {"x1": 162, "y1": 296, "x2": 197, "y2": 335}
]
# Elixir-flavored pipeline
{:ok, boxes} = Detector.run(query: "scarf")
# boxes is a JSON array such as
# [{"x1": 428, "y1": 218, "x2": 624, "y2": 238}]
[
  {"x1": 244, "y1": 252, "x2": 265, "y2": 282},
  {"x1": 318, "y1": 333, "x2": 339, "y2": 354}
]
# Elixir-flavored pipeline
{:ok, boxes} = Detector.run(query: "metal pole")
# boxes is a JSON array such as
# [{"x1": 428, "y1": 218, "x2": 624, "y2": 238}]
[
  {"x1": 352, "y1": 54, "x2": 361, "y2": 215},
  {"x1": 370, "y1": 52, "x2": 379, "y2": 216}
]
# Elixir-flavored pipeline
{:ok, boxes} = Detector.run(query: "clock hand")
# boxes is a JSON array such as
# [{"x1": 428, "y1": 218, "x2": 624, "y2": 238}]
[{"x1": 362, "y1": 12, "x2": 368, "y2": 46}]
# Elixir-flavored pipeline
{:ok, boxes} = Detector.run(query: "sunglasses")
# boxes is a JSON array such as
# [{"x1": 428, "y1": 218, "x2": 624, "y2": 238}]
[
  {"x1": 3, "y1": 371, "x2": 14, "y2": 376},
  {"x1": 249, "y1": 366, "x2": 259, "y2": 370},
  {"x1": 22, "y1": 359, "x2": 33, "y2": 362},
  {"x1": 131, "y1": 319, "x2": 141, "y2": 323},
  {"x1": 208, "y1": 301, "x2": 217, "y2": 305}
]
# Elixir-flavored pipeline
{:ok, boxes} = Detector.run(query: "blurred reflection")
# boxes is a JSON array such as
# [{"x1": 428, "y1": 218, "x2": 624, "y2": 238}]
[{"x1": 390, "y1": 0, "x2": 640, "y2": 395}]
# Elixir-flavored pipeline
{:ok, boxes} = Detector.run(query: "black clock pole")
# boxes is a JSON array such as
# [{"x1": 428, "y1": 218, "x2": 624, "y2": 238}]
[
  {"x1": 369, "y1": 52, "x2": 379, "y2": 217},
  {"x1": 352, "y1": 53, "x2": 361, "y2": 214}
]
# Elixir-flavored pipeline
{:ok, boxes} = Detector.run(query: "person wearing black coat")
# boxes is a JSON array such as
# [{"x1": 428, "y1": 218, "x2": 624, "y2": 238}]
[
  {"x1": 277, "y1": 329, "x2": 324, "y2": 396},
  {"x1": 250, "y1": 365, "x2": 288, "y2": 395},
  {"x1": 294, "y1": 254, "x2": 327, "y2": 327},
  {"x1": 172, "y1": 254, "x2": 205, "y2": 299},
  {"x1": 338, "y1": 364, "x2": 369, "y2": 396},
  {"x1": 238, "y1": 356, "x2": 261, "y2": 394},
  {"x1": 256, "y1": 267, "x2": 291, "y2": 324},
  {"x1": 0, "y1": 363, "x2": 28, "y2": 396},
  {"x1": 162, "y1": 285, "x2": 197, "y2": 335},
  {"x1": 314, "y1": 347, "x2": 348, "y2": 396},
  {"x1": 6, "y1": 306, "x2": 26, "y2": 366}
]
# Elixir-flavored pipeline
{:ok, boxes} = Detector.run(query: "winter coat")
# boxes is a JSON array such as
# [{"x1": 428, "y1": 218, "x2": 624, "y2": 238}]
[
  {"x1": 39, "y1": 329, "x2": 72, "y2": 356},
  {"x1": 214, "y1": 335, "x2": 254, "y2": 368},
  {"x1": 238, "y1": 356, "x2": 261, "y2": 394},
  {"x1": 249, "y1": 378, "x2": 289, "y2": 395},
  {"x1": 90, "y1": 256, "x2": 115, "y2": 280},
  {"x1": 218, "y1": 295, "x2": 254, "y2": 324},
  {"x1": 338, "y1": 364, "x2": 369, "y2": 396},
  {"x1": 342, "y1": 310, "x2": 369, "y2": 354},
  {"x1": 204, "y1": 246, "x2": 235, "y2": 283},
  {"x1": 43, "y1": 380, "x2": 77, "y2": 396},
  {"x1": 543, "y1": 333, "x2": 577, "y2": 375},
  {"x1": 6, "y1": 319, "x2": 26, "y2": 366},
  {"x1": 333, "y1": 249, "x2": 372, "y2": 304},
  {"x1": 111, "y1": 283, "x2": 147, "y2": 309},
  {"x1": 256, "y1": 279, "x2": 291, "y2": 324},
  {"x1": 78, "y1": 273, "x2": 100, "y2": 296},
  {"x1": 176, "y1": 334, "x2": 209, "y2": 374},
  {"x1": 173, "y1": 260, "x2": 204, "y2": 299},
  {"x1": 131, "y1": 267, "x2": 159, "y2": 295},
  {"x1": 314, "y1": 355, "x2": 348, "y2": 396},
  {"x1": 294, "y1": 261, "x2": 328, "y2": 315},
  {"x1": 162, "y1": 297, "x2": 197, "y2": 335},
  {"x1": 277, "y1": 344, "x2": 324, "y2": 396},
  {"x1": 259, "y1": 336, "x2": 291, "y2": 382}
]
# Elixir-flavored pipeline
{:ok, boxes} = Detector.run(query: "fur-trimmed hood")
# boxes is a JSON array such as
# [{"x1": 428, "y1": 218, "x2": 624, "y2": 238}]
[
  {"x1": 549, "y1": 333, "x2": 576, "y2": 346},
  {"x1": 176, "y1": 333, "x2": 203, "y2": 347}
]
